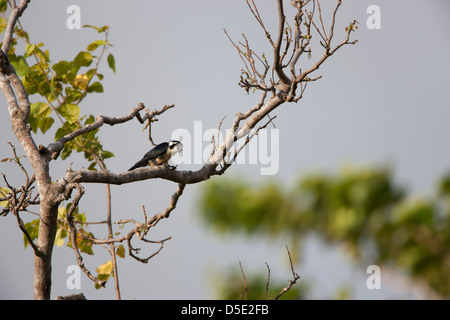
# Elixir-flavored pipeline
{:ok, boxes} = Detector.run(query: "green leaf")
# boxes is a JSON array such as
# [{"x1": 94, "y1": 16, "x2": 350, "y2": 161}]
[
  {"x1": 74, "y1": 213, "x2": 86, "y2": 224},
  {"x1": 107, "y1": 53, "x2": 115, "y2": 73},
  {"x1": 102, "y1": 150, "x2": 114, "y2": 160},
  {"x1": 85, "y1": 68, "x2": 97, "y2": 80},
  {"x1": 85, "y1": 114, "x2": 95, "y2": 125},
  {"x1": 79, "y1": 236, "x2": 94, "y2": 255},
  {"x1": 23, "y1": 219, "x2": 40, "y2": 249},
  {"x1": 39, "y1": 117, "x2": 55, "y2": 133},
  {"x1": 49, "y1": 75, "x2": 62, "y2": 101},
  {"x1": 9, "y1": 55, "x2": 31, "y2": 77},
  {"x1": 24, "y1": 43, "x2": 36, "y2": 57},
  {"x1": 32, "y1": 101, "x2": 51, "y2": 117},
  {"x1": 24, "y1": 43, "x2": 48, "y2": 63},
  {"x1": 55, "y1": 126, "x2": 67, "y2": 141},
  {"x1": 87, "y1": 81, "x2": 103, "y2": 93},
  {"x1": 95, "y1": 273, "x2": 110, "y2": 289},
  {"x1": 60, "y1": 142, "x2": 74, "y2": 160},
  {"x1": 0, "y1": 0, "x2": 7, "y2": 13},
  {"x1": 34, "y1": 46, "x2": 50, "y2": 63},
  {"x1": 22, "y1": 75, "x2": 39, "y2": 95},
  {"x1": 87, "y1": 162, "x2": 97, "y2": 171},
  {"x1": 57, "y1": 104, "x2": 80, "y2": 123},
  {"x1": 87, "y1": 40, "x2": 106, "y2": 52},
  {"x1": 53, "y1": 60, "x2": 72, "y2": 76},
  {"x1": 74, "y1": 51, "x2": 93, "y2": 67},
  {"x1": 28, "y1": 102, "x2": 54, "y2": 133}
]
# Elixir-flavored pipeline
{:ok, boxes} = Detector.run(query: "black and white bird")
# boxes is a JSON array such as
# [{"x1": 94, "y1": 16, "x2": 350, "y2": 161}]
[{"x1": 128, "y1": 140, "x2": 183, "y2": 171}]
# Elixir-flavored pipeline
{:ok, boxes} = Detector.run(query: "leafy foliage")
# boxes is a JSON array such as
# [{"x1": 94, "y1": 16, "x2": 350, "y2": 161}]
[
  {"x1": 6, "y1": 22, "x2": 116, "y2": 170},
  {"x1": 23, "y1": 203, "x2": 94, "y2": 255},
  {"x1": 94, "y1": 244, "x2": 125, "y2": 290},
  {"x1": 198, "y1": 165, "x2": 450, "y2": 299}
]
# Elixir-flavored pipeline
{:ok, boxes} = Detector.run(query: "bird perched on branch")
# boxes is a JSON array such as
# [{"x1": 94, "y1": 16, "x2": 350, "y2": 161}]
[{"x1": 128, "y1": 140, "x2": 183, "y2": 171}]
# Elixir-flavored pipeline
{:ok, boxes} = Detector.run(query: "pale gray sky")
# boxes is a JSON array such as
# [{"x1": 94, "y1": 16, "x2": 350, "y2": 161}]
[{"x1": 1, "y1": 0, "x2": 449, "y2": 299}]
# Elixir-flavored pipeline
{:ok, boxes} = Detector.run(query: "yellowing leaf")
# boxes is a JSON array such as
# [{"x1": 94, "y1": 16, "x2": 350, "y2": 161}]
[
  {"x1": 0, "y1": 187, "x2": 11, "y2": 208},
  {"x1": 73, "y1": 74, "x2": 88, "y2": 90},
  {"x1": 96, "y1": 260, "x2": 113, "y2": 275},
  {"x1": 0, "y1": 17, "x2": 6, "y2": 34},
  {"x1": 116, "y1": 244, "x2": 125, "y2": 258},
  {"x1": 55, "y1": 228, "x2": 65, "y2": 247},
  {"x1": 87, "y1": 40, "x2": 106, "y2": 52},
  {"x1": 57, "y1": 206, "x2": 66, "y2": 218}
]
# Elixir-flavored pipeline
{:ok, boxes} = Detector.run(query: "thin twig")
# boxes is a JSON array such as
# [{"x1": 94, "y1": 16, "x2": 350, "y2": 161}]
[
  {"x1": 65, "y1": 183, "x2": 107, "y2": 288},
  {"x1": 272, "y1": 245, "x2": 300, "y2": 300},
  {"x1": 264, "y1": 262, "x2": 271, "y2": 300},
  {"x1": 239, "y1": 261, "x2": 248, "y2": 300}
]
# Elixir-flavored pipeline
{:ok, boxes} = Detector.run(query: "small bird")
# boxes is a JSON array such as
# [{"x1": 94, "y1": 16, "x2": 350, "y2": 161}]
[{"x1": 128, "y1": 140, "x2": 183, "y2": 171}]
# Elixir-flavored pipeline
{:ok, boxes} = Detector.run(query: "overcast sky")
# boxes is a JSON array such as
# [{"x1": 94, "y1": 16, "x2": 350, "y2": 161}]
[{"x1": 1, "y1": 0, "x2": 450, "y2": 300}]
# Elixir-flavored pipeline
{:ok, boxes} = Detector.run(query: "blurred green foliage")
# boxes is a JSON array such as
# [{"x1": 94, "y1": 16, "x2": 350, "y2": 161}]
[{"x1": 198, "y1": 165, "x2": 450, "y2": 299}]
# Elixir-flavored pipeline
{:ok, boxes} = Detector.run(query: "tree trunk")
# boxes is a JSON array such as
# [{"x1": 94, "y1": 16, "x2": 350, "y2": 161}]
[{"x1": 33, "y1": 199, "x2": 59, "y2": 300}]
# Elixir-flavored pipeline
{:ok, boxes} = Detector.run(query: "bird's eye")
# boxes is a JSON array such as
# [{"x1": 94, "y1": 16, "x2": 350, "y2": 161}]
[{"x1": 169, "y1": 145, "x2": 175, "y2": 149}]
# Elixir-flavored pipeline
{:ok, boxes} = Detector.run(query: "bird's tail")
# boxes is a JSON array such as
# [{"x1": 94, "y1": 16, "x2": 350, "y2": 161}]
[{"x1": 128, "y1": 160, "x2": 146, "y2": 171}]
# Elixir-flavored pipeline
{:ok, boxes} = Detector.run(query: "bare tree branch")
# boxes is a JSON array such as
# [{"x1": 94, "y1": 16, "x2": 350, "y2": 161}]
[
  {"x1": 44, "y1": 103, "x2": 174, "y2": 161},
  {"x1": 1, "y1": 0, "x2": 29, "y2": 54},
  {"x1": 273, "y1": 0, "x2": 291, "y2": 84},
  {"x1": 140, "y1": 104, "x2": 175, "y2": 146},
  {"x1": 239, "y1": 261, "x2": 248, "y2": 300},
  {"x1": 65, "y1": 182, "x2": 107, "y2": 288},
  {"x1": 264, "y1": 262, "x2": 271, "y2": 300},
  {"x1": 272, "y1": 245, "x2": 300, "y2": 300},
  {"x1": 0, "y1": 142, "x2": 41, "y2": 253},
  {"x1": 63, "y1": 182, "x2": 185, "y2": 267}
]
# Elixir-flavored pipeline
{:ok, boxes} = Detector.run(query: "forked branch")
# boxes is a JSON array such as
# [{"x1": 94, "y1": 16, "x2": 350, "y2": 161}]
[{"x1": 226, "y1": 0, "x2": 358, "y2": 103}]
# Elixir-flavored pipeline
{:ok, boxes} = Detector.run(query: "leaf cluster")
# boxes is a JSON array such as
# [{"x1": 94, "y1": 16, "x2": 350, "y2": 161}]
[
  {"x1": 23, "y1": 203, "x2": 93, "y2": 254},
  {"x1": 94, "y1": 245, "x2": 125, "y2": 290},
  {"x1": 4, "y1": 20, "x2": 116, "y2": 169}
]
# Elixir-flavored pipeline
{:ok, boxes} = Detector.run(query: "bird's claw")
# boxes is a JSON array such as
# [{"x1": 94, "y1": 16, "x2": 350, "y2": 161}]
[{"x1": 164, "y1": 163, "x2": 177, "y2": 170}]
